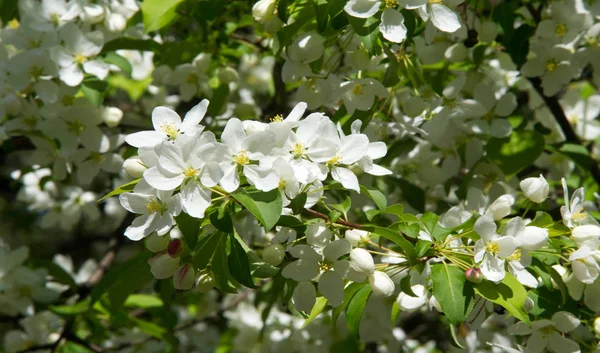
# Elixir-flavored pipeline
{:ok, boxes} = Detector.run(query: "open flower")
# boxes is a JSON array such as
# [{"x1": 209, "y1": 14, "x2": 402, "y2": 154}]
[
  {"x1": 473, "y1": 214, "x2": 516, "y2": 283},
  {"x1": 508, "y1": 311, "x2": 581, "y2": 353}
]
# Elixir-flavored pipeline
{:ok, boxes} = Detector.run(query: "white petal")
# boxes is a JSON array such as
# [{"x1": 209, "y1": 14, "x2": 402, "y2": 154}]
[
  {"x1": 143, "y1": 167, "x2": 183, "y2": 191},
  {"x1": 331, "y1": 167, "x2": 360, "y2": 193},
  {"x1": 474, "y1": 214, "x2": 498, "y2": 242},
  {"x1": 552, "y1": 311, "x2": 580, "y2": 332},
  {"x1": 548, "y1": 332, "x2": 580, "y2": 353},
  {"x1": 344, "y1": 0, "x2": 381, "y2": 18},
  {"x1": 369, "y1": 271, "x2": 395, "y2": 297},
  {"x1": 380, "y1": 9, "x2": 408, "y2": 43},
  {"x1": 318, "y1": 271, "x2": 345, "y2": 307},
  {"x1": 181, "y1": 182, "x2": 212, "y2": 218},
  {"x1": 83, "y1": 60, "x2": 109, "y2": 80},
  {"x1": 349, "y1": 248, "x2": 375, "y2": 274},
  {"x1": 125, "y1": 131, "x2": 165, "y2": 148},
  {"x1": 481, "y1": 253, "x2": 505, "y2": 283},
  {"x1": 181, "y1": 99, "x2": 209, "y2": 132},
  {"x1": 293, "y1": 281, "x2": 316, "y2": 312},
  {"x1": 152, "y1": 107, "x2": 182, "y2": 133},
  {"x1": 323, "y1": 239, "x2": 352, "y2": 261},
  {"x1": 59, "y1": 64, "x2": 84, "y2": 86},
  {"x1": 429, "y1": 3, "x2": 461, "y2": 33}
]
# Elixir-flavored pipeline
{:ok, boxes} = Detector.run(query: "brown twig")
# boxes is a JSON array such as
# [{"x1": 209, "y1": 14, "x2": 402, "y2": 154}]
[
  {"x1": 302, "y1": 208, "x2": 364, "y2": 229},
  {"x1": 528, "y1": 77, "x2": 600, "y2": 186}
]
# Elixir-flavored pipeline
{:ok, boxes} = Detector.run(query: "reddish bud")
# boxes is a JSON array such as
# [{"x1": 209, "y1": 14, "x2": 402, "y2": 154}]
[
  {"x1": 466, "y1": 268, "x2": 483, "y2": 283},
  {"x1": 167, "y1": 239, "x2": 184, "y2": 258}
]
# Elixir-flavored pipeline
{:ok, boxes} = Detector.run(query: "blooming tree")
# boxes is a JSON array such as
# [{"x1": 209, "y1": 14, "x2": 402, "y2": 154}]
[{"x1": 3, "y1": 0, "x2": 600, "y2": 352}]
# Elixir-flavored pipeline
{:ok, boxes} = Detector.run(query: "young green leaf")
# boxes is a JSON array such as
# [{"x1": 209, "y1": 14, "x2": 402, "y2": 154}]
[
  {"x1": 431, "y1": 264, "x2": 474, "y2": 325},
  {"x1": 231, "y1": 188, "x2": 283, "y2": 231},
  {"x1": 227, "y1": 234, "x2": 257, "y2": 288},
  {"x1": 345, "y1": 284, "x2": 372, "y2": 337},
  {"x1": 98, "y1": 179, "x2": 140, "y2": 202},
  {"x1": 474, "y1": 273, "x2": 530, "y2": 324}
]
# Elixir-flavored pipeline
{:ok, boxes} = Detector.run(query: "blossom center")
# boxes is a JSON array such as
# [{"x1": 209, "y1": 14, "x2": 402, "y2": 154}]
[
  {"x1": 278, "y1": 179, "x2": 287, "y2": 189},
  {"x1": 555, "y1": 24, "x2": 567, "y2": 37},
  {"x1": 546, "y1": 60, "x2": 558, "y2": 72},
  {"x1": 271, "y1": 114, "x2": 284, "y2": 123},
  {"x1": 571, "y1": 207, "x2": 588, "y2": 221},
  {"x1": 352, "y1": 84, "x2": 364, "y2": 96},
  {"x1": 62, "y1": 95, "x2": 75, "y2": 106},
  {"x1": 291, "y1": 142, "x2": 305, "y2": 157},
  {"x1": 234, "y1": 150, "x2": 250, "y2": 165},
  {"x1": 160, "y1": 122, "x2": 180, "y2": 140},
  {"x1": 74, "y1": 54, "x2": 88, "y2": 64},
  {"x1": 146, "y1": 199, "x2": 164, "y2": 214},
  {"x1": 507, "y1": 249, "x2": 521, "y2": 261},
  {"x1": 384, "y1": 0, "x2": 397, "y2": 8},
  {"x1": 91, "y1": 152, "x2": 105, "y2": 164},
  {"x1": 319, "y1": 262, "x2": 333, "y2": 272},
  {"x1": 429, "y1": 0, "x2": 443, "y2": 3},
  {"x1": 183, "y1": 166, "x2": 198, "y2": 178},
  {"x1": 8, "y1": 18, "x2": 20, "y2": 29},
  {"x1": 29, "y1": 66, "x2": 44, "y2": 79},
  {"x1": 187, "y1": 73, "x2": 198, "y2": 84},
  {"x1": 486, "y1": 242, "x2": 500, "y2": 255},
  {"x1": 327, "y1": 153, "x2": 342, "y2": 166},
  {"x1": 67, "y1": 120, "x2": 85, "y2": 135}
]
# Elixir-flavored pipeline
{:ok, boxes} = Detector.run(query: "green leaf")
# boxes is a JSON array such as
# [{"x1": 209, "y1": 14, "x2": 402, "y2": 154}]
[
  {"x1": 192, "y1": 232, "x2": 222, "y2": 269},
  {"x1": 207, "y1": 84, "x2": 230, "y2": 117},
  {"x1": 175, "y1": 213, "x2": 201, "y2": 250},
  {"x1": 227, "y1": 234, "x2": 257, "y2": 288},
  {"x1": 332, "y1": 282, "x2": 365, "y2": 326},
  {"x1": 91, "y1": 252, "x2": 154, "y2": 312},
  {"x1": 314, "y1": 0, "x2": 329, "y2": 33},
  {"x1": 289, "y1": 193, "x2": 307, "y2": 215},
  {"x1": 485, "y1": 130, "x2": 545, "y2": 177},
  {"x1": 278, "y1": 0, "x2": 291, "y2": 23},
  {"x1": 210, "y1": 207, "x2": 234, "y2": 233},
  {"x1": 366, "y1": 225, "x2": 418, "y2": 265},
  {"x1": 131, "y1": 317, "x2": 177, "y2": 344},
  {"x1": 431, "y1": 264, "x2": 474, "y2": 325},
  {"x1": 141, "y1": 0, "x2": 186, "y2": 32},
  {"x1": 29, "y1": 259, "x2": 77, "y2": 289},
  {"x1": 492, "y1": 2, "x2": 515, "y2": 40},
  {"x1": 360, "y1": 185, "x2": 387, "y2": 211},
  {"x1": 124, "y1": 294, "x2": 164, "y2": 309},
  {"x1": 400, "y1": 276, "x2": 418, "y2": 297},
  {"x1": 103, "y1": 52, "x2": 132, "y2": 77},
  {"x1": 303, "y1": 296, "x2": 328, "y2": 328},
  {"x1": 0, "y1": 0, "x2": 18, "y2": 23},
  {"x1": 347, "y1": 14, "x2": 379, "y2": 36},
  {"x1": 102, "y1": 38, "x2": 160, "y2": 53},
  {"x1": 507, "y1": 24, "x2": 534, "y2": 67},
  {"x1": 345, "y1": 284, "x2": 372, "y2": 337},
  {"x1": 80, "y1": 84, "x2": 103, "y2": 106},
  {"x1": 231, "y1": 188, "x2": 283, "y2": 231},
  {"x1": 384, "y1": 204, "x2": 404, "y2": 218},
  {"x1": 50, "y1": 299, "x2": 90, "y2": 316},
  {"x1": 474, "y1": 273, "x2": 530, "y2": 323},
  {"x1": 415, "y1": 240, "x2": 432, "y2": 257},
  {"x1": 99, "y1": 179, "x2": 140, "y2": 202},
  {"x1": 391, "y1": 178, "x2": 425, "y2": 212},
  {"x1": 212, "y1": 236, "x2": 238, "y2": 293},
  {"x1": 558, "y1": 143, "x2": 593, "y2": 170}
]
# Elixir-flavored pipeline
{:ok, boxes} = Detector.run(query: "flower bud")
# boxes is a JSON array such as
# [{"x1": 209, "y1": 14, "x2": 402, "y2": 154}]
[
  {"x1": 145, "y1": 233, "x2": 170, "y2": 253},
  {"x1": 167, "y1": 239, "x2": 184, "y2": 258},
  {"x1": 173, "y1": 264, "x2": 196, "y2": 290},
  {"x1": 594, "y1": 317, "x2": 600, "y2": 335},
  {"x1": 103, "y1": 107, "x2": 123, "y2": 127},
  {"x1": 523, "y1": 296, "x2": 534, "y2": 313},
  {"x1": 520, "y1": 175, "x2": 549, "y2": 203},
  {"x1": 486, "y1": 194, "x2": 515, "y2": 221},
  {"x1": 262, "y1": 244, "x2": 285, "y2": 266},
  {"x1": 349, "y1": 248, "x2": 375, "y2": 275},
  {"x1": 466, "y1": 268, "x2": 483, "y2": 283},
  {"x1": 196, "y1": 271, "x2": 215, "y2": 293},
  {"x1": 252, "y1": 0, "x2": 277, "y2": 23},
  {"x1": 345, "y1": 229, "x2": 370, "y2": 247},
  {"x1": 123, "y1": 156, "x2": 146, "y2": 179},
  {"x1": 217, "y1": 67, "x2": 239, "y2": 84},
  {"x1": 148, "y1": 252, "x2": 179, "y2": 279},
  {"x1": 369, "y1": 271, "x2": 395, "y2": 297}
]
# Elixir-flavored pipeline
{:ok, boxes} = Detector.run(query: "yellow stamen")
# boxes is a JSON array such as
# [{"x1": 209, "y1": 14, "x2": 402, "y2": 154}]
[
  {"x1": 67, "y1": 120, "x2": 85, "y2": 135},
  {"x1": 8, "y1": 18, "x2": 20, "y2": 29},
  {"x1": 506, "y1": 249, "x2": 521, "y2": 261},
  {"x1": 291, "y1": 142, "x2": 305, "y2": 157},
  {"x1": 555, "y1": 23, "x2": 567, "y2": 37},
  {"x1": 429, "y1": 0, "x2": 443, "y2": 3},
  {"x1": 571, "y1": 207, "x2": 588, "y2": 221},
  {"x1": 146, "y1": 199, "x2": 163, "y2": 214},
  {"x1": 234, "y1": 150, "x2": 250, "y2": 165},
  {"x1": 160, "y1": 122, "x2": 180, "y2": 140},
  {"x1": 319, "y1": 262, "x2": 332, "y2": 272},
  {"x1": 183, "y1": 166, "x2": 198, "y2": 178},
  {"x1": 385, "y1": 0, "x2": 397, "y2": 8},
  {"x1": 327, "y1": 153, "x2": 342, "y2": 166},
  {"x1": 278, "y1": 179, "x2": 286, "y2": 189},
  {"x1": 352, "y1": 84, "x2": 364, "y2": 96},
  {"x1": 90, "y1": 152, "x2": 105, "y2": 164},
  {"x1": 74, "y1": 54, "x2": 88, "y2": 64},
  {"x1": 546, "y1": 60, "x2": 557, "y2": 72},
  {"x1": 271, "y1": 114, "x2": 284, "y2": 123},
  {"x1": 486, "y1": 242, "x2": 500, "y2": 255}
]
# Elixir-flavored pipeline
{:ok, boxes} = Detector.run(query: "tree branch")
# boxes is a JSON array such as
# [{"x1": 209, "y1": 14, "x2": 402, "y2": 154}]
[
  {"x1": 528, "y1": 77, "x2": 600, "y2": 186},
  {"x1": 302, "y1": 208, "x2": 364, "y2": 229}
]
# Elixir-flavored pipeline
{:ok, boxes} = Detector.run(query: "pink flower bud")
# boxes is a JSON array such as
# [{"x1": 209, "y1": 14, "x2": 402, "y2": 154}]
[
  {"x1": 466, "y1": 268, "x2": 483, "y2": 283},
  {"x1": 148, "y1": 252, "x2": 180, "y2": 279},
  {"x1": 173, "y1": 264, "x2": 196, "y2": 291},
  {"x1": 167, "y1": 239, "x2": 184, "y2": 258}
]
